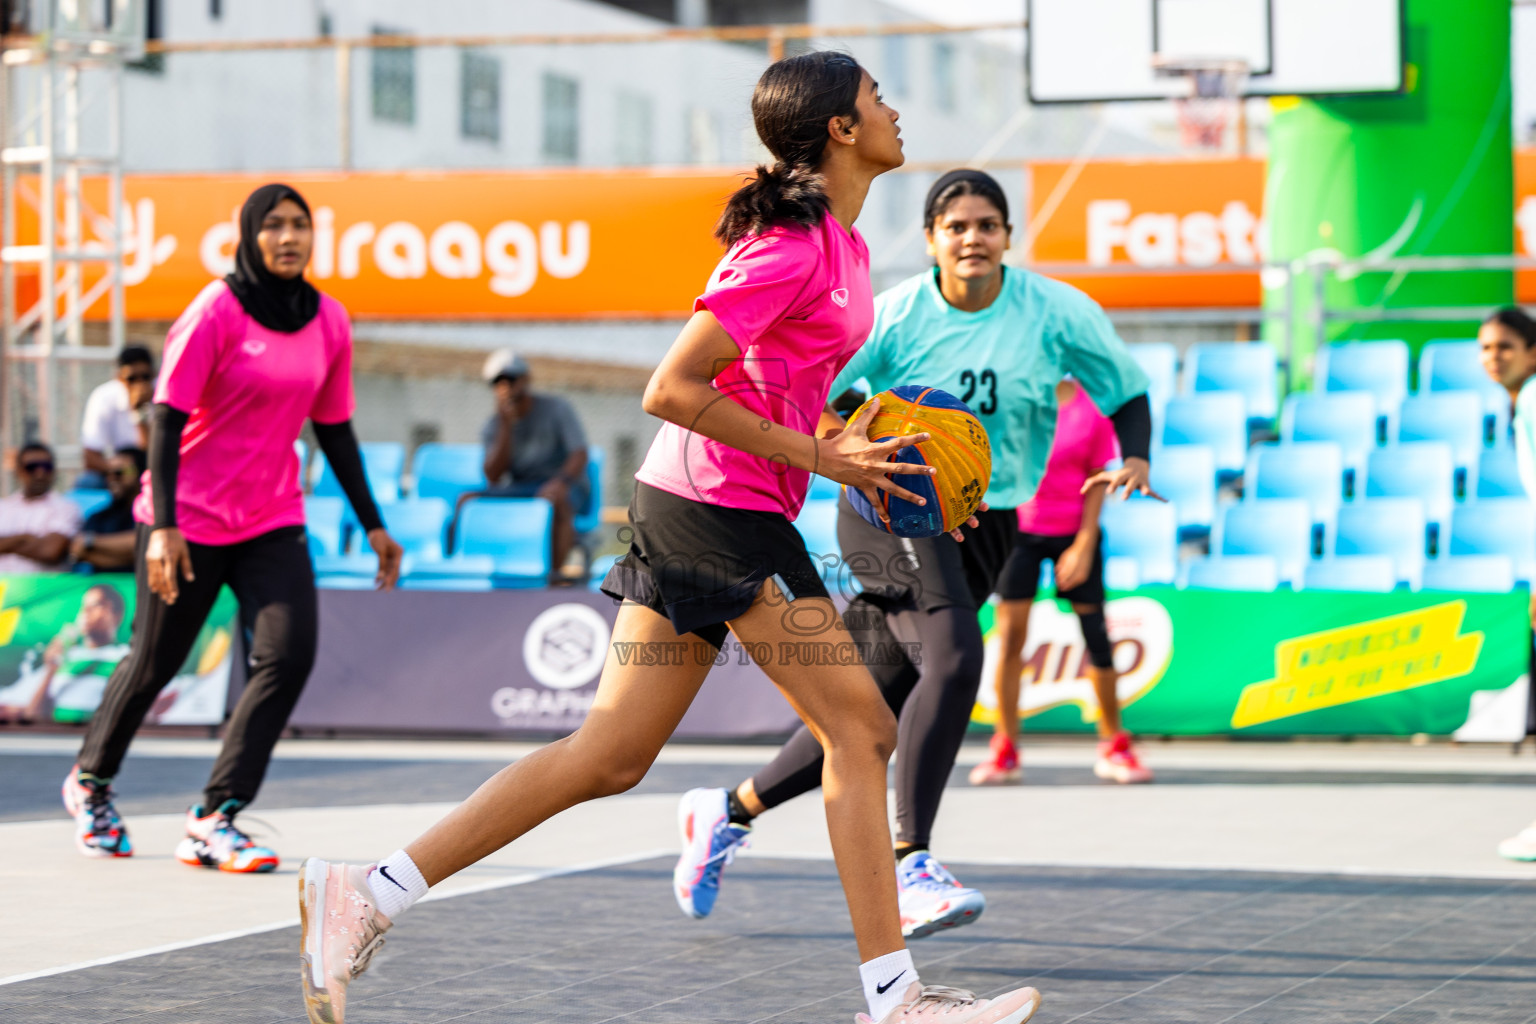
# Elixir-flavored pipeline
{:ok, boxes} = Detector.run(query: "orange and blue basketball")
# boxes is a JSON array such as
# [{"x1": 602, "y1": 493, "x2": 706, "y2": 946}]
[{"x1": 843, "y1": 385, "x2": 992, "y2": 538}]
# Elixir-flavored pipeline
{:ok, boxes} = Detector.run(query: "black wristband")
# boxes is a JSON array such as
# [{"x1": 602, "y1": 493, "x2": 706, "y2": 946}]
[
  {"x1": 148, "y1": 403, "x2": 190, "y2": 529},
  {"x1": 313, "y1": 419, "x2": 385, "y2": 534},
  {"x1": 1108, "y1": 393, "x2": 1153, "y2": 463}
]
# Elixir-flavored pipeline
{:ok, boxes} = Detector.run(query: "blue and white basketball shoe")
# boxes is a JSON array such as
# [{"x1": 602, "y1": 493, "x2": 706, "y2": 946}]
[
  {"x1": 897, "y1": 850, "x2": 986, "y2": 938},
  {"x1": 673, "y1": 787, "x2": 750, "y2": 919}
]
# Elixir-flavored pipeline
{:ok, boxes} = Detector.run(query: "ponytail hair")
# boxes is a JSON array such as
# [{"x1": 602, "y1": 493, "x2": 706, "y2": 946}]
[
  {"x1": 1486, "y1": 306, "x2": 1536, "y2": 349},
  {"x1": 716, "y1": 51, "x2": 866, "y2": 247}
]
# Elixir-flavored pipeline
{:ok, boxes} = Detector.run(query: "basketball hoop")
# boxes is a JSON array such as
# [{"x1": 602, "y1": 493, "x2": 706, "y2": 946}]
[{"x1": 1153, "y1": 58, "x2": 1249, "y2": 151}]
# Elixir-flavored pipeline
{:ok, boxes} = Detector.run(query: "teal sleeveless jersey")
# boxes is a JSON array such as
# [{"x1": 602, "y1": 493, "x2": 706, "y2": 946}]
[{"x1": 830, "y1": 267, "x2": 1150, "y2": 509}]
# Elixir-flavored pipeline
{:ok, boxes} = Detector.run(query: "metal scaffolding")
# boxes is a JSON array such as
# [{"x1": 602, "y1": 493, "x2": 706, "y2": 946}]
[{"x1": 1, "y1": 1, "x2": 144, "y2": 485}]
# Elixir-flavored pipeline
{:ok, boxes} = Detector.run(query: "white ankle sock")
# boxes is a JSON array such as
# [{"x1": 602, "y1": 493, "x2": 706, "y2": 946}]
[
  {"x1": 860, "y1": 948, "x2": 917, "y2": 1020},
  {"x1": 367, "y1": 849, "x2": 428, "y2": 920}
]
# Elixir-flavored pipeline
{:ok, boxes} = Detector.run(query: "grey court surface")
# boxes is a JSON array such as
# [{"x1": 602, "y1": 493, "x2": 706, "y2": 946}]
[{"x1": 3, "y1": 855, "x2": 1535, "y2": 1024}]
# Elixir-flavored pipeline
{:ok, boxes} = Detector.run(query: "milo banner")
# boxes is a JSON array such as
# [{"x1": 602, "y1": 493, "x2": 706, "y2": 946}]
[
  {"x1": 0, "y1": 574, "x2": 238, "y2": 727},
  {"x1": 972, "y1": 590, "x2": 1531, "y2": 738}
]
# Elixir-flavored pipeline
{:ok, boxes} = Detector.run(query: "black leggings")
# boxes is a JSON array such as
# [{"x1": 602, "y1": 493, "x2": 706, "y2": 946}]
[
  {"x1": 750, "y1": 595, "x2": 983, "y2": 848},
  {"x1": 78, "y1": 524, "x2": 318, "y2": 811}
]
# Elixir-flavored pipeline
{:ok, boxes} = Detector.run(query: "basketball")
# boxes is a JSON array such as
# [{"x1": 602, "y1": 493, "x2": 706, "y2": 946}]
[{"x1": 842, "y1": 385, "x2": 992, "y2": 538}]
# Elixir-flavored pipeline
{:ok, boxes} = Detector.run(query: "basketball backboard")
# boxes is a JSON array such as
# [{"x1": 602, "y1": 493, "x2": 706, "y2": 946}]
[{"x1": 1027, "y1": 0, "x2": 1404, "y2": 104}]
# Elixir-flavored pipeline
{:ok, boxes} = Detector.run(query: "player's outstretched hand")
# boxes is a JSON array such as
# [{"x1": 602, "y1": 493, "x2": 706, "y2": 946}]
[
  {"x1": 1084, "y1": 457, "x2": 1165, "y2": 502},
  {"x1": 367, "y1": 528, "x2": 404, "y2": 590},
  {"x1": 821, "y1": 397, "x2": 936, "y2": 523}
]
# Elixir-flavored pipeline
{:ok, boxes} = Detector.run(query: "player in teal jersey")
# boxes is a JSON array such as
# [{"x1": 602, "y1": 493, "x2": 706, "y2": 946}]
[{"x1": 673, "y1": 169, "x2": 1161, "y2": 938}]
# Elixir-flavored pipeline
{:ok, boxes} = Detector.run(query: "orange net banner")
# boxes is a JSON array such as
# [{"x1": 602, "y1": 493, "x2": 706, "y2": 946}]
[{"x1": 12, "y1": 169, "x2": 743, "y2": 321}]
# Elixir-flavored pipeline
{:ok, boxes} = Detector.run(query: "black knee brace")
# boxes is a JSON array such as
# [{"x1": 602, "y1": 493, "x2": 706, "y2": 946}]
[{"x1": 1078, "y1": 608, "x2": 1115, "y2": 668}]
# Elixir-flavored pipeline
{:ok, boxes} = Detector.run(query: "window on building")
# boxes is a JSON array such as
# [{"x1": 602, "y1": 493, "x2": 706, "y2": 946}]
[
  {"x1": 615, "y1": 90, "x2": 653, "y2": 166},
  {"x1": 686, "y1": 107, "x2": 721, "y2": 165},
  {"x1": 592, "y1": 0, "x2": 677, "y2": 20},
  {"x1": 128, "y1": 0, "x2": 165, "y2": 73},
  {"x1": 976, "y1": 49, "x2": 1002, "y2": 123},
  {"x1": 209, "y1": 0, "x2": 221, "y2": 19},
  {"x1": 542, "y1": 72, "x2": 580, "y2": 164},
  {"x1": 883, "y1": 33, "x2": 908, "y2": 98},
  {"x1": 932, "y1": 40, "x2": 956, "y2": 114},
  {"x1": 318, "y1": 12, "x2": 334, "y2": 37},
  {"x1": 371, "y1": 26, "x2": 416, "y2": 126},
  {"x1": 460, "y1": 50, "x2": 501, "y2": 143}
]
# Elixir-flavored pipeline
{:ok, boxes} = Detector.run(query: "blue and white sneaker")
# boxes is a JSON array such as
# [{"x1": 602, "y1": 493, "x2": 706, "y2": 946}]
[
  {"x1": 62, "y1": 764, "x2": 132, "y2": 858},
  {"x1": 897, "y1": 850, "x2": 985, "y2": 939},
  {"x1": 673, "y1": 787, "x2": 750, "y2": 919}
]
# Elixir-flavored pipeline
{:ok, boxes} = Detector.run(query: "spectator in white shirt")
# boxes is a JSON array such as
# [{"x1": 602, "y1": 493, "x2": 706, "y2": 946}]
[
  {"x1": 0, "y1": 442, "x2": 81, "y2": 573},
  {"x1": 79, "y1": 346, "x2": 154, "y2": 487}
]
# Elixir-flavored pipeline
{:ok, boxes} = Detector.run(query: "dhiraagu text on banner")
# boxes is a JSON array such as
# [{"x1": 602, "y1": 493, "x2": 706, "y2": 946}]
[
  {"x1": 972, "y1": 589, "x2": 1529, "y2": 737},
  {"x1": 0, "y1": 575, "x2": 237, "y2": 727}
]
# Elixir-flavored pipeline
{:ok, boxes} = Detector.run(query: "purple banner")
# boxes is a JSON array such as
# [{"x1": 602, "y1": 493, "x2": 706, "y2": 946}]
[{"x1": 294, "y1": 588, "x2": 803, "y2": 738}]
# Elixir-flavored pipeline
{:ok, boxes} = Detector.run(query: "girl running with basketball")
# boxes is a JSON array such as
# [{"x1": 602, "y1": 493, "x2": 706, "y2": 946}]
[
  {"x1": 298, "y1": 55, "x2": 1041, "y2": 1024},
  {"x1": 674, "y1": 169, "x2": 1158, "y2": 939},
  {"x1": 969, "y1": 376, "x2": 1153, "y2": 787},
  {"x1": 64, "y1": 183, "x2": 403, "y2": 872}
]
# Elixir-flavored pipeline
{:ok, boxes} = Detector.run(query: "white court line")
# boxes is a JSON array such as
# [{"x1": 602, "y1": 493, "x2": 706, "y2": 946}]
[
  {"x1": 0, "y1": 847, "x2": 672, "y2": 989},
  {"x1": 738, "y1": 848, "x2": 1536, "y2": 882}
]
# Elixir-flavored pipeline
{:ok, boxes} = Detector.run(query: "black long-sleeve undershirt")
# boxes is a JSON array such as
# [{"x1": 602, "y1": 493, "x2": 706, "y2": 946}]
[
  {"x1": 1108, "y1": 393, "x2": 1153, "y2": 463},
  {"x1": 149, "y1": 403, "x2": 382, "y2": 535},
  {"x1": 312, "y1": 420, "x2": 384, "y2": 534},
  {"x1": 148, "y1": 403, "x2": 189, "y2": 529}
]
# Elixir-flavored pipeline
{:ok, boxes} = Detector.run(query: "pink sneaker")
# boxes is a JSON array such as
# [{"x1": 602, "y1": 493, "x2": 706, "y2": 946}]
[
  {"x1": 857, "y1": 981, "x2": 1042, "y2": 1024},
  {"x1": 299, "y1": 858, "x2": 392, "y2": 1024},
  {"x1": 1094, "y1": 732, "x2": 1153, "y2": 784},
  {"x1": 968, "y1": 734, "x2": 1022, "y2": 786}
]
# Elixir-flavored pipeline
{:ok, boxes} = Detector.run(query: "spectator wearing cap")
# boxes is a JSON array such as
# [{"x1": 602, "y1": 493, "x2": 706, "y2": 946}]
[
  {"x1": 80, "y1": 346, "x2": 155, "y2": 487},
  {"x1": 480, "y1": 349, "x2": 589, "y2": 579},
  {"x1": 70, "y1": 447, "x2": 146, "y2": 573},
  {"x1": 0, "y1": 442, "x2": 81, "y2": 573}
]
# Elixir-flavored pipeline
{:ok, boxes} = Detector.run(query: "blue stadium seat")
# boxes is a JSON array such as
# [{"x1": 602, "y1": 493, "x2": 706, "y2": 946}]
[
  {"x1": 793, "y1": 498, "x2": 842, "y2": 583},
  {"x1": 66, "y1": 488, "x2": 112, "y2": 520},
  {"x1": 304, "y1": 496, "x2": 346, "y2": 558},
  {"x1": 1419, "y1": 339, "x2": 1506, "y2": 439},
  {"x1": 1302, "y1": 556, "x2": 1398, "y2": 594},
  {"x1": 587, "y1": 553, "x2": 620, "y2": 592},
  {"x1": 312, "y1": 551, "x2": 383, "y2": 584},
  {"x1": 1316, "y1": 340, "x2": 1410, "y2": 437},
  {"x1": 1182, "y1": 342, "x2": 1278, "y2": 425},
  {"x1": 573, "y1": 446, "x2": 606, "y2": 538},
  {"x1": 1421, "y1": 555, "x2": 1516, "y2": 593},
  {"x1": 1146, "y1": 444, "x2": 1216, "y2": 537},
  {"x1": 314, "y1": 441, "x2": 406, "y2": 504},
  {"x1": 1216, "y1": 499, "x2": 1313, "y2": 584},
  {"x1": 1182, "y1": 555, "x2": 1280, "y2": 592},
  {"x1": 1162, "y1": 393, "x2": 1248, "y2": 477},
  {"x1": 295, "y1": 439, "x2": 308, "y2": 490},
  {"x1": 1449, "y1": 497, "x2": 1536, "y2": 581},
  {"x1": 1104, "y1": 556, "x2": 1140, "y2": 591},
  {"x1": 1363, "y1": 442, "x2": 1455, "y2": 541},
  {"x1": 1397, "y1": 392, "x2": 1486, "y2": 490},
  {"x1": 1279, "y1": 392, "x2": 1378, "y2": 492},
  {"x1": 807, "y1": 474, "x2": 844, "y2": 502},
  {"x1": 379, "y1": 497, "x2": 452, "y2": 559},
  {"x1": 456, "y1": 497, "x2": 554, "y2": 584},
  {"x1": 1335, "y1": 498, "x2": 1426, "y2": 588},
  {"x1": 411, "y1": 443, "x2": 487, "y2": 506},
  {"x1": 1477, "y1": 444, "x2": 1525, "y2": 499},
  {"x1": 400, "y1": 571, "x2": 496, "y2": 592},
  {"x1": 1243, "y1": 442, "x2": 1343, "y2": 548},
  {"x1": 1100, "y1": 499, "x2": 1178, "y2": 585},
  {"x1": 1128, "y1": 342, "x2": 1178, "y2": 418}
]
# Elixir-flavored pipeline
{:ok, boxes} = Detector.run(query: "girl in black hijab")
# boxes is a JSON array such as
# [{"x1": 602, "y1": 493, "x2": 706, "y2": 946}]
[{"x1": 64, "y1": 183, "x2": 403, "y2": 873}]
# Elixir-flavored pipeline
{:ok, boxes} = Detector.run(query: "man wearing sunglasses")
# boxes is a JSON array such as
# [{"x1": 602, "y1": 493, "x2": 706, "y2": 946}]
[
  {"x1": 70, "y1": 448, "x2": 145, "y2": 573},
  {"x1": 0, "y1": 442, "x2": 81, "y2": 574},
  {"x1": 79, "y1": 346, "x2": 155, "y2": 488}
]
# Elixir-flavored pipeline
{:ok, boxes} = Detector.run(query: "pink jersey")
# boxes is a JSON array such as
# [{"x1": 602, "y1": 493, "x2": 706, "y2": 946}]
[
  {"x1": 134, "y1": 280, "x2": 355, "y2": 545},
  {"x1": 1017, "y1": 385, "x2": 1119, "y2": 537},
  {"x1": 635, "y1": 216, "x2": 873, "y2": 519}
]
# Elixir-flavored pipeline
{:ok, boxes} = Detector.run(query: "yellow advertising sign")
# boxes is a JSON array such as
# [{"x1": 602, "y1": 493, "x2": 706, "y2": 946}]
[
  {"x1": 1231, "y1": 601, "x2": 1484, "y2": 729},
  {"x1": 0, "y1": 582, "x2": 18, "y2": 645}
]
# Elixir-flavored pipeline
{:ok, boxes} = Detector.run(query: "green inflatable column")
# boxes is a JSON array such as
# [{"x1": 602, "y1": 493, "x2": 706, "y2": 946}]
[{"x1": 1263, "y1": 0, "x2": 1513, "y2": 389}]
